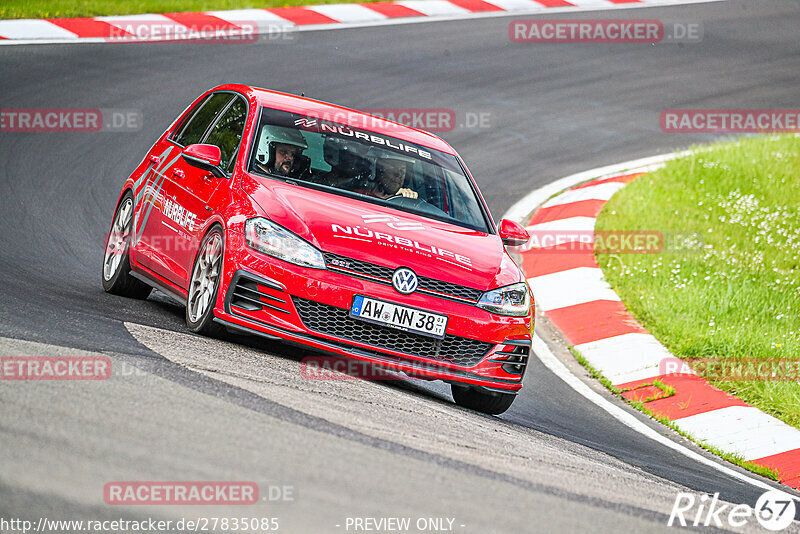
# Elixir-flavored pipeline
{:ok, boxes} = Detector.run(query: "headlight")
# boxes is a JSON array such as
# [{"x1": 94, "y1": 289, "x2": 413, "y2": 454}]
[
  {"x1": 477, "y1": 282, "x2": 531, "y2": 317},
  {"x1": 245, "y1": 217, "x2": 326, "y2": 269}
]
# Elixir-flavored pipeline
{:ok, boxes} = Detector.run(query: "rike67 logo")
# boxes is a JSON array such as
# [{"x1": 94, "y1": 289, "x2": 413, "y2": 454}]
[{"x1": 669, "y1": 490, "x2": 797, "y2": 531}]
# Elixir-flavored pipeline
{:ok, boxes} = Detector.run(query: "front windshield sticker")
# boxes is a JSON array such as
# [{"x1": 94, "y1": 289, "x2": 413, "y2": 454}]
[{"x1": 291, "y1": 118, "x2": 433, "y2": 160}]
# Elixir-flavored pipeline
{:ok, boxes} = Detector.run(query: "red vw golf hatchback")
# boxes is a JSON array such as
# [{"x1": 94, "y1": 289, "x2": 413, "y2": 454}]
[{"x1": 103, "y1": 84, "x2": 533, "y2": 414}]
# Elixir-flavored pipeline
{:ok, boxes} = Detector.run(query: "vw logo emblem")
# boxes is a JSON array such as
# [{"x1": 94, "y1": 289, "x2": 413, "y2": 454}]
[{"x1": 392, "y1": 268, "x2": 418, "y2": 295}]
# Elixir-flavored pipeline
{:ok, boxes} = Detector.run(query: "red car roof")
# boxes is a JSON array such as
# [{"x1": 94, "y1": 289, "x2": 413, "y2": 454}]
[{"x1": 212, "y1": 83, "x2": 456, "y2": 155}]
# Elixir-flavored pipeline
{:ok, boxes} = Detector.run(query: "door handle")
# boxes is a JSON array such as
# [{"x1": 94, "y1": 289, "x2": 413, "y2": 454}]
[
  {"x1": 148, "y1": 155, "x2": 160, "y2": 165},
  {"x1": 171, "y1": 168, "x2": 185, "y2": 179}
]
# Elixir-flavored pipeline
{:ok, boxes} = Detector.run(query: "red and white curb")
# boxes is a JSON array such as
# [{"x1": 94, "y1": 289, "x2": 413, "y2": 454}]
[
  {"x1": 0, "y1": 0, "x2": 726, "y2": 44},
  {"x1": 511, "y1": 155, "x2": 800, "y2": 489}
]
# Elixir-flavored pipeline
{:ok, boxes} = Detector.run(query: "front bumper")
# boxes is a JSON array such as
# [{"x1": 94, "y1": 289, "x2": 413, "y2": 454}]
[{"x1": 214, "y1": 231, "x2": 533, "y2": 391}]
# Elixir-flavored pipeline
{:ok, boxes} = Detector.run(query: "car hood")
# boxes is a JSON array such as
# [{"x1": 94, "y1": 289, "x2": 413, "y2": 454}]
[{"x1": 241, "y1": 176, "x2": 521, "y2": 291}]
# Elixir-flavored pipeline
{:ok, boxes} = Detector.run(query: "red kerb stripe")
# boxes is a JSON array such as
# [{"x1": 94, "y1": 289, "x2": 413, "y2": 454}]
[
  {"x1": 48, "y1": 18, "x2": 131, "y2": 38},
  {"x1": 528, "y1": 199, "x2": 607, "y2": 225},
  {"x1": 267, "y1": 7, "x2": 339, "y2": 25},
  {"x1": 363, "y1": 2, "x2": 426, "y2": 17},
  {"x1": 618, "y1": 374, "x2": 749, "y2": 420},
  {"x1": 531, "y1": 0, "x2": 575, "y2": 6},
  {"x1": 521, "y1": 249, "x2": 597, "y2": 278},
  {"x1": 752, "y1": 448, "x2": 800, "y2": 488},
  {"x1": 447, "y1": 0, "x2": 504, "y2": 11},
  {"x1": 546, "y1": 300, "x2": 646, "y2": 345}
]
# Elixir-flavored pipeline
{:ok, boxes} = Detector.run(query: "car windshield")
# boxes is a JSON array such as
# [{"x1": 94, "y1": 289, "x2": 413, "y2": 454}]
[{"x1": 248, "y1": 107, "x2": 490, "y2": 233}]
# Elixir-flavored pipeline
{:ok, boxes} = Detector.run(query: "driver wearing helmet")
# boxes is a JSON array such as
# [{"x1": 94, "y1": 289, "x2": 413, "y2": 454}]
[
  {"x1": 357, "y1": 157, "x2": 418, "y2": 200},
  {"x1": 254, "y1": 125, "x2": 308, "y2": 177}
]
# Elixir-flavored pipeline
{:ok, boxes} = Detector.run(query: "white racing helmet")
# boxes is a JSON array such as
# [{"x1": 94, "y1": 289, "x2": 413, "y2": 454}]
[{"x1": 256, "y1": 125, "x2": 308, "y2": 171}]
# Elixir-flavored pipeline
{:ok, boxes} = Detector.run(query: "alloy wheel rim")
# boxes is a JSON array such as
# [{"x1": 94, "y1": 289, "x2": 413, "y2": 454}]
[
  {"x1": 187, "y1": 233, "x2": 222, "y2": 323},
  {"x1": 103, "y1": 198, "x2": 133, "y2": 281}
]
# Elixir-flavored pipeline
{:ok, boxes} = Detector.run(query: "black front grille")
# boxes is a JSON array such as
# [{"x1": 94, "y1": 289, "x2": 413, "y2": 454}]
[
  {"x1": 323, "y1": 252, "x2": 483, "y2": 302},
  {"x1": 293, "y1": 297, "x2": 493, "y2": 367}
]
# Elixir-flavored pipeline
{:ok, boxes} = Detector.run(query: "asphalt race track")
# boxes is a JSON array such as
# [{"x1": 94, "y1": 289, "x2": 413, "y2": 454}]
[{"x1": 1, "y1": 1, "x2": 800, "y2": 532}]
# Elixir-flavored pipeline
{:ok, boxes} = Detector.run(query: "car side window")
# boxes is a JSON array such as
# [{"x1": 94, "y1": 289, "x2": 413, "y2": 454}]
[
  {"x1": 173, "y1": 93, "x2": 234, "y2": 147},
  {"x1": 202, "y1": 97, "x2": 247, "y2": 173}
]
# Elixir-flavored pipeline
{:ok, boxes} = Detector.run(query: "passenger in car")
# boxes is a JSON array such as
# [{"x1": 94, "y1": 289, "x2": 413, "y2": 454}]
[
  {"x1": 356, "y1": 157, "x2": 418, "y2": 199},
  {"x1": 310, "y1": 136, "x2": 372, "y2": 189}
]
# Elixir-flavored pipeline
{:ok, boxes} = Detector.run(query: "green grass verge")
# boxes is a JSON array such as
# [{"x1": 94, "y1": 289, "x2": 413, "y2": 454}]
[
  {"x1": 1, "y1": 0, "x2": 375, "y2": 20},
  {"x1": 595, "y1": 133, "x2": 800, "y2": 432},
  {"x1": 569, "y1": 347, "x2": 781, "y2": 481}
]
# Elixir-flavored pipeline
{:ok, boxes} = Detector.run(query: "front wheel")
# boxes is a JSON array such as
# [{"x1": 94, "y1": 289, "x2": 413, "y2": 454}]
[
  {"x1": 451, "y1": 385, "x2": 516, "y2": 415},
  {"x1": 186, "y1": 227, "x2": 225, "y2": 337},
  {"x1": 102, "y1": 191, "x2": 152, "y2": 299}
]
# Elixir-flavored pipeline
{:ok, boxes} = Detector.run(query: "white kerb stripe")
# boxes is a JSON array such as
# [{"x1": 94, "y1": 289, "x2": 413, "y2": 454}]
[
  {"x1": 565, "y1": 0, "x2": 617, "y2": 6},
  {"x1": 98, "y1": 13, "x2": 179, "y2": 21},
  {"x1": 636, "y1": 0, "x2": 691, "y2": 4},
  {"x1": 526, "y1": 216, "x2": 597, "y2": 233},
  {"x1": 0, "y1": 20, "x2": 78, "y2": 40},
  {"x1": 396, "y1": 0, "x2": 470, "y2": 16},
  {"x1": 483, "y1": 0, "x2": 548, "y2": 11},
  {"x1": 575, "y1": 333, "x2": 689, "y2": 386},
  {"x1": 674, "y1": 406, "x2": 800, "y2": 461},
  {"x1": 528, "y1": 267, "x2": 620, "y2": 312},
  {"x1": 542, "y1": 181, "x2": 626, "y2": 208},
  {"x1": 308, "y1": 4, "x2": 388, "y2": 22},
  {"x1": 207, "y1": 9, "x2": 295, "y2": 25}
]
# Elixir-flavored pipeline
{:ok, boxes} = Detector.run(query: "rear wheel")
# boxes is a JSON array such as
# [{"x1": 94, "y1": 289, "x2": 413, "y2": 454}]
[
  {"x1": 451, "y1": 385, "x2": 516, "y2": 415},
  {"x1": 186, "y1": 227, "x2": 225, "y2": 337},
  {"x1": 102, "y1": 192, "x2": 152, "y2": 299}
]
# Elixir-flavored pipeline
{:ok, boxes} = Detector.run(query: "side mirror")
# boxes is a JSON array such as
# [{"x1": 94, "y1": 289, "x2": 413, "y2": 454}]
[
  {"x1": 182, "y1": 144, "x2": 226, "y2": 178},
  {"x1": 498, "y1": 219, "x2": 530, "y2": 247}
]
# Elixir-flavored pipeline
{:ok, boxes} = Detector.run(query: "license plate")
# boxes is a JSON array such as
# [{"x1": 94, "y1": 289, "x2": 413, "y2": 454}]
[{"x1": 349, "y1": 295, "x2": 448, "y2": 339}]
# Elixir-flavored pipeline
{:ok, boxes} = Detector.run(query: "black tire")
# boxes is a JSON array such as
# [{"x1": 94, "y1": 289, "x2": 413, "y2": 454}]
[
  {"x1": 102, "y1": 191, "x2": 152, "y2": 299},
  {"x1": 186, "y1": 226, "x2": 225, "y2": 337},
  {"x1": 451, "y1": 385, "x2": 516, "y2": 415}
]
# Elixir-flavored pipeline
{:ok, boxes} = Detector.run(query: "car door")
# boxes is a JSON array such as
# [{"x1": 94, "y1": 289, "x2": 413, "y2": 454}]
[
  {"x1": 142, "y1": 92, "x2": 235, "y2": 287},
  {"x1": 166, "y1": 93, "x2": 248, "y2": 287},
  {"x1": 130, "y1": 94, "x2": 220, "y2": 280}
]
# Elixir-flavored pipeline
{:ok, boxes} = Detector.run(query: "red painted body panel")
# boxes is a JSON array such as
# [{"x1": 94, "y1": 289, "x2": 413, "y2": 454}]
[{"x1": 115, "y1": 84, "x2": 534, "y2": 392}]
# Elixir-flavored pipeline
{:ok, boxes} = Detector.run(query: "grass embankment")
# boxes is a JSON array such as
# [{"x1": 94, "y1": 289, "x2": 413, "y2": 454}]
[
  {"x1": 595, "y1": 134, "x2": 800, "y2": 432},
  {"x1": 1, "y1": 0, "x2": 372, "y2": 20}
]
